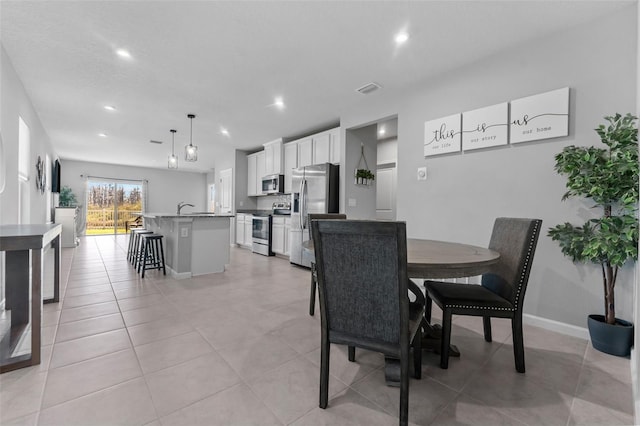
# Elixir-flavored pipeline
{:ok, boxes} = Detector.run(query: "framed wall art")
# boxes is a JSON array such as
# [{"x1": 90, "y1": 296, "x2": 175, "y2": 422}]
[
  {"x1": 424, "y1": 113, "x2": 461, "y2": 157},
  {"x1": 462, "y1": 102, "x2": 509, "y2": 151},
  {"x1": 510, "y1": 87, "x2": 569, "y2": 144}
]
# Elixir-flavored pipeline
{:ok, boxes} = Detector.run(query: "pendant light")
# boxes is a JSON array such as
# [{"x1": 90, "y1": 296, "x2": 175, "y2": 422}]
[
  {"x1": 168, "y1": 129, "x2": 178, "y2": 169},
  {"x1": 184, "y1": 113, "x2": 198, "y2": 162}
]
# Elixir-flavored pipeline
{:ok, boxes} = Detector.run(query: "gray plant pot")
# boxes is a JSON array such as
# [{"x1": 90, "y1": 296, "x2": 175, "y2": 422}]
[{"x1": 587, "y1": 314, "x2": 634, "y2": 357}]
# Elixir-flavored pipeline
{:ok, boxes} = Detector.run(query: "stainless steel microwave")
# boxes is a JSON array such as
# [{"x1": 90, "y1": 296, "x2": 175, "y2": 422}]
[{"x1": 261, "y1": 174, "x2": 285, "y2": 194}]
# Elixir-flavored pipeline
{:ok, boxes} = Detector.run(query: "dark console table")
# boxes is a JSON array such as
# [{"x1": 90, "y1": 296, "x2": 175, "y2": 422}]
[{"x1": 0, "y1": 224, "x2": 62, "y2": 372}]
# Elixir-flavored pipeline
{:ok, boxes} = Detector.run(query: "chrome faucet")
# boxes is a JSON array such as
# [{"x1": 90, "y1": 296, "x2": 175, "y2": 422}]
[{"x1": 177, "y1": 201, "x2": 195, "y2": 215}]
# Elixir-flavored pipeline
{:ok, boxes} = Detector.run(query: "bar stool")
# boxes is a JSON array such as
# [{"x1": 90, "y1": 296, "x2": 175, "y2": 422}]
[
  {"x1": 138, "y1": 233, "x2": 166, "y2": 278},
  {"x1": 129, "y1": 229, "x2": 152, "y2": 265}
]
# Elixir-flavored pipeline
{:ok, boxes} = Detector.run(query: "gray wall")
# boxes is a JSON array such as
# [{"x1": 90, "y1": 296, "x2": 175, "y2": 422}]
[
  {"x1": 233, "y1": 150, "x2": 256, "y2": 212},
  {"x1": 343, "y1": 125, "x2": 378, "y2": 219},
  {"x1": 0, "y1": 46, "x2": 59, "y2": 225},
  {"x1": 341, "y1": 5, "x2": 638, "y2": 328},
  {"x1": 60, "y1": 160, "x2": 207, "y2": 219}
]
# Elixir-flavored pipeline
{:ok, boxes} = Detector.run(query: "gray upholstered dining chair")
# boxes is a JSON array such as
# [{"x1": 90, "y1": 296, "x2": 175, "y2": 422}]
[
  {"x1": 424, "y1": 217, "x2": 542, "y2": 373},
  {"x1": 311, "y1": 219, "x2": 424, "y2": 426},
  {"x1": 307, "y1": 213, "x2": 346, "y2": 316}
]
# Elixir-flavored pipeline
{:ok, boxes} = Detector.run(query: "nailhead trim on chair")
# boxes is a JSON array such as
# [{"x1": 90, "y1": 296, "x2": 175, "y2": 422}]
[
  {"x1": 444, "y1": 304, "x2": 515, "y2": 311},
  {"x1": 513, "y1": 220, "x2": 540, "y2": 310}
]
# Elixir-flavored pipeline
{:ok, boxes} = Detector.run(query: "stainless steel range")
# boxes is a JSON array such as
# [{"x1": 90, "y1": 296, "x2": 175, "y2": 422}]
[{"x1": 251, "y1": 214, "x2": 273, "y2": 256}]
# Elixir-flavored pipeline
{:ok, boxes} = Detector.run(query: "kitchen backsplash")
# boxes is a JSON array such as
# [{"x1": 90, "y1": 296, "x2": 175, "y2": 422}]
[{"x1": 256, "y1": 194, "x2": 290, "y2": 210}]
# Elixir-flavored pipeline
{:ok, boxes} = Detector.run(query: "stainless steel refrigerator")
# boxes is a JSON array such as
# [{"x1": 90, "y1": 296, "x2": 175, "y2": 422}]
[{"x1": 290, "y1": 163, "x2": 339, "y2": 267}]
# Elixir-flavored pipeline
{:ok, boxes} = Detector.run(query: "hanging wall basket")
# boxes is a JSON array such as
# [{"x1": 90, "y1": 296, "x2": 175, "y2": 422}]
[{"x1": 354, "y1": 144, "x2": 375, "y2": 186}]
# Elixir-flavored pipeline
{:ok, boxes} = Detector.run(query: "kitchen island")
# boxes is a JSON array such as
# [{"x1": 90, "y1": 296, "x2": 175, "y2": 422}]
[{"x1": 142, "y1": 213, "x2": 233, "y2": 279}]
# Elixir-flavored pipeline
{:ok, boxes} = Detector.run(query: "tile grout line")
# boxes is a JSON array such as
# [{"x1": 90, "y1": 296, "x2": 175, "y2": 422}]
[{"x1": 103, "y1": 233, "x2": 163, "y2": 424}]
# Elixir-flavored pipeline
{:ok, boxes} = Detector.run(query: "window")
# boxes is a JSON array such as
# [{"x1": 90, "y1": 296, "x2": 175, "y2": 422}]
[{"x1": 18, "y1": 117, "x2": 30, "y2": 224}]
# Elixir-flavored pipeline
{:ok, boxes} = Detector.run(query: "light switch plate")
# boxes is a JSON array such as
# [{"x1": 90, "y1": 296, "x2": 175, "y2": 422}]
[
  {"x1": 417, "y1": 167, "x2": 427, "y2": 181},
  {"x1": 181, "y1": 227, "x2": 189, "y2": 238}
]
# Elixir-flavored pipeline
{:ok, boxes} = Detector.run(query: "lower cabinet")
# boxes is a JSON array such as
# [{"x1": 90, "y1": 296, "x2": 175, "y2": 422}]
[
  {"x1": 272, "y1": 216, "x2": 291, "y2": 256},
  {"x1": 236, "y1": 214, "x2": 254, "y2": 248},
  {"x1": 244, "y1": 217, "x2": 253, "y2": 247},
  {"x1": 236, "y1": 214, "x2": 245, "y2": 246},
  {"x1": 284, "y1": 217, "x2": 291, "y2": 256},
  {"x1": 272, "y1": 216, "x2": 285, "y2": 254}
]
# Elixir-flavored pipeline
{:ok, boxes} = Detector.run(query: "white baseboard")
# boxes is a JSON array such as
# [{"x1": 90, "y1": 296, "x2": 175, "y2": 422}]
[
  {"x1": 632, "y1": 347, "x2": 639, "y2": 422},
  {"x1": 169, "y1": 268, "x2": 191, "y2": 280},
  {"x1": 523, "y1": 313, "x2": 590, "y2": 340}
]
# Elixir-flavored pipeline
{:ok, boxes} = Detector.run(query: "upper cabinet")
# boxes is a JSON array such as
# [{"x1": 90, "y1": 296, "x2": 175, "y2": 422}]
[
  {"x1": 247, "y1": 151, "x2": 265, "y2": 196},
  {"x1": 247, "y1": 153, "x2": 257, "y2": 196},
  {"x1": 297, "y1": 137, "x2": 313, "y2": 168},
  {"x1": 313, "y1": 133, "x2": 331, "y2": 165},
  {"x1": 329, "y1": 128, "x2": 341, "y2": 165},
  {"x1": 256, "y1": 151, "x2": 265, "y2": 192},
  {"x1": 247, "y1": 128, "x2": 340, "y2": 196},
  {"x1": 263, "y1": 138, "x2": 283, "y2": 175},
  {"x1": 293, "y1": 127, "x2": 341, "y2": 169},
  {"x1": 284, "y1": 142, "x2": 298, "y2": 194}
]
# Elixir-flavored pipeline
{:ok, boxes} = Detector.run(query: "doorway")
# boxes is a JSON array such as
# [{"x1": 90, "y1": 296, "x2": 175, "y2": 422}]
[{"x1": 85, "y1": 179, "x2": 145, "y2": 235}]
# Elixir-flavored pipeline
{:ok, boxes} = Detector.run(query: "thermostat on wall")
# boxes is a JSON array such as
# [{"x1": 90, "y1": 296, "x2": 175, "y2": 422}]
[{"x1": 417, "y1": 167, "x2": 427, "y2": 181}]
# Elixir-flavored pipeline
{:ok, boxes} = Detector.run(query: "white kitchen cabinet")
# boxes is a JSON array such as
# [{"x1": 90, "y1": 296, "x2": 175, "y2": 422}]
[
  {"x1": 247, "y1": 153, "x2": 258, "y2": 196},
  {"x1": 313, "y1": 132, "x2": 331, "y2": 165},
  {"x1": 293, "y1": 127, "x2": 341, "y2": 168},
  {"x1": 247, "y1": 151, "x2": 266, "y2": 196},
  {"x1": 329, "y1": 128, "x2": 341, "y2": 164},
  {"x1": 283, "y1": 142, "x2": 297, "y2": 194},
  {"x1": 272, "y1": 216, "x2": 291, "y2": 256},
  {"x1": 256, "y1": 151, "x2": 265, "y2": 191},
  {"x1": 263, "y1": 139, "x2": 283, "y2": 175},
  {"x1": 236, "y1": 214, "x2": 246, "y2": 246},
  {"x1": 284, "y1": 217, "x2": 291, "y2": 255},
  {"x1": 272, "y1": 216, "x2": 285, "y2": 254},
  {"x1": 297, "y1": 138, "x2": 313, "y2": 168},
  {"x1": 244, "y1": 217, "x2": 253, "y2": 246}
]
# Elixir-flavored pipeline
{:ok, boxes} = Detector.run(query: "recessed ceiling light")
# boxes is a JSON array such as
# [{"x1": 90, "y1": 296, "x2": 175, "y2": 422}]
[
  {"x1": 395, "y1": 31, "x2": 409, "y2": 45},
  {"x1": 98, "y1": 133, "x2": 108, "y2": 137},
  {"x1": 220, "y1": 128, "x2": 230, "y2": 137},
  {"x1": 273, "y1": 97, "x2": 285, "y2": 109},
  {"x1": 104, "y1": 105, "x2": 116, "y2": 111},
  {"x1": 378, "y1": 126, "x2": 386, "y2": 136},
  {"x1": 115, "y1": 49, "x2": 132, "y2": 59}
]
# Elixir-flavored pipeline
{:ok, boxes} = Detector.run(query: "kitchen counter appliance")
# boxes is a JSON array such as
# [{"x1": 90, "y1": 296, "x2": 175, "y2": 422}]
[
  {"x1": 272, "y1": 201, "x2": 291, "y2": 216},
  {"x1": 262, "y1": 174, "x2": 285, "y2": 195},
  {"x1": 290, "y1": 163, "x2": 339, "y2": 267},
  {"x1": 252, "y1": 214, "x2": 273, "y2": 256}
]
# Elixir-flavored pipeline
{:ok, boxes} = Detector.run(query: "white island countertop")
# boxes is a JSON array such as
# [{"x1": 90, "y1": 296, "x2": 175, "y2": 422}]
[{"x1": 143, "y1": 213, "x2": 234, "y2": 218}]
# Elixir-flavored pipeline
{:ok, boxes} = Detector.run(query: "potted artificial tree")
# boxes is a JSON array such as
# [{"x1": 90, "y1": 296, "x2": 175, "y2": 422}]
[{"x1": 548, "y1": 113, "x2": 638, "y2": 356}]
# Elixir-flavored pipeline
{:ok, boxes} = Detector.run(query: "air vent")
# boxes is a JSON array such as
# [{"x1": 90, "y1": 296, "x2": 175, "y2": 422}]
[
  {"x1": 356, "y1": 82, "x2": 382, "y2": 95},
  {"x1": 149, "y1": 140, "x2": 163, "y2": 144}
]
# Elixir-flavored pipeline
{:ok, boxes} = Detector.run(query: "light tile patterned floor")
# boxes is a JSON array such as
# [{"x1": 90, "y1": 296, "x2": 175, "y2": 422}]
[{"x1": 0, "y1": 235, "x2": 635, "y2": 425}]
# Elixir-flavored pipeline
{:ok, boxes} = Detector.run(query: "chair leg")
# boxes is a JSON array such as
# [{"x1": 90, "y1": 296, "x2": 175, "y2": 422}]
[
  {"x1": 348, "y1": 346, "x2": 355, "y2": 362},
  {"x1": 309, "y1": 262, "x2": 316, "y2": 316},
  {"x1": 413, "y1": 329, "x2": 422, "y2": 380},
  {"x1": 483, "y1": 316, "x2": 492, "y2": 342},
  {"x1": 158, "y1": 238, "x2": 166, "y2": 275},
  {"x1": 439, "y1": 310, "x2": 452, "y2": 369},
  {"x1": 425, "y1": 295, "x2": 432, "y2": 323},
  {"x1": 512, "y1": 314, "x2": 525, "y2": 373},
  {"x1": 399, "y1": 348, "x2": 409, "y2": 426},
  {"x1": 319, "y1": 335, "x2": 330, "y2": 409}
]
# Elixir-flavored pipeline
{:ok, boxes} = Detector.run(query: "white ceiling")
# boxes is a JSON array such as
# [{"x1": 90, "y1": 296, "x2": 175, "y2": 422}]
[{"x1": 1, "y1": 1, "x2": 630, "y2": 173}]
